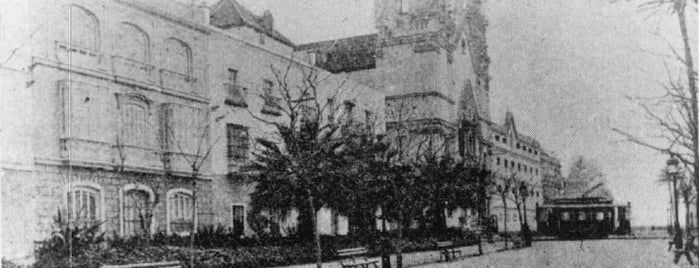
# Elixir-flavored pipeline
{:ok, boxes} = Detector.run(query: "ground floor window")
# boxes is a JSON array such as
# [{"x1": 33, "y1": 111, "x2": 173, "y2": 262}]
[
  {"x1": 67, "y1": 186, "x2": 100, "y2": 227},
  {"x1": 232, "y1": 204, "x2": 245, "y2": 236},
  {"x1": 168, "y1": 189, "x2": 194, "y2": 234},
  {"x1": 123, "y1": 189, "x2": 150, "y2": 237}
]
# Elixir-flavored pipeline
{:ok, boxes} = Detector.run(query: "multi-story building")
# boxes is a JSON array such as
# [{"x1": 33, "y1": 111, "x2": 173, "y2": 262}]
[
  {"x1": 0, "y1": 0, "x2": 385, "y2": 263},
  {"x1": 485, "y1": 112, "x2": 547, "y2": 232},
  {"x1": 1, "y1": 1, "x2": 215, "y2": 263},
  {"x1": 295, "y1": 0, "x2": 491, "y2": 229},
  {"x1": 206, "y1": 0, "x2": 385, "y2": 237},
  {"x1": 297, "y1": 0, "x2": 491, "y2": 161}
]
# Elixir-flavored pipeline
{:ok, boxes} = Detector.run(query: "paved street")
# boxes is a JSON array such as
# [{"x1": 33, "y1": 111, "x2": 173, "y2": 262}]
[{"x1": 417, "y1": 239, "x2": 694, "y2": 268}]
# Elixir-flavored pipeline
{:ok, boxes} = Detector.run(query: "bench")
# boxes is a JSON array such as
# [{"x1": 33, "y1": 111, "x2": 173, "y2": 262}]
[
  {"x1": 101, "y1": 261, "x2": 182, "y2": 268},
  {"x1": 336, "y1": 247, "x2": 379, "y2": 268},
  {"x1": 436, "y1": 241, "x2": 461, "y2": 262}
]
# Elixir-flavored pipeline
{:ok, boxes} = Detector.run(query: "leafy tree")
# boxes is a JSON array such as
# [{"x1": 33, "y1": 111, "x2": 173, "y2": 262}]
[{"x1": 243, "y1": 59, "x2": 362, "y2": 268}]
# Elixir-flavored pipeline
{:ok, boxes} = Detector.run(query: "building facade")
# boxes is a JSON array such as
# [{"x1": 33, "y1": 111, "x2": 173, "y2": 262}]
[
  {"x1": 484, "y1": 112, "x2": 547, "y2": 232},
  {"x1": 0, "y1": 0, "x2": 385, "y2": 263},
  {"x1": 206, "y1": 0, "x2": 386, "y2": 237}
]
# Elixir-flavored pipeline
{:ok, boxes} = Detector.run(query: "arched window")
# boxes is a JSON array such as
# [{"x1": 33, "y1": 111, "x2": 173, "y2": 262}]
[
  {"x1": 122, "y1": 104, "x2": 147, "y2": 147},
  {"x1": 68, "y1": 5, "x2": 99, "y2": 50},
  {"x1": 117, "y1": 23, "x2": 149, "y2": 62},
  {"x1": 162, "y1": 38, "x2": 191, "y2": 77},
  {"x1": 118, "y1": 94, "x2": 151, "y2": 148},
  {"x1": 166, "y1": 188, "x2": 194, "y2": 234},
  {"x1": 121, "y1": 184, "x2": 155, "y2": 237},
  {"x1": 66, "y1": 183, "x2": 103, "y2": 227}
]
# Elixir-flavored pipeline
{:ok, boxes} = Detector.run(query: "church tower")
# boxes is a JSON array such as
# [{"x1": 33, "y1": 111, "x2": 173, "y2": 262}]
[{"x1": 373, "y1": 0, "x2": 491, "y2": 160}]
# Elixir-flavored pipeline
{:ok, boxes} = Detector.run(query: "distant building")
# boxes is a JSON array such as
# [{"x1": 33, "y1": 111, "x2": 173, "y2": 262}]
[{"x1": 484, "y1": 111, "x2": 548, "y2": 232}]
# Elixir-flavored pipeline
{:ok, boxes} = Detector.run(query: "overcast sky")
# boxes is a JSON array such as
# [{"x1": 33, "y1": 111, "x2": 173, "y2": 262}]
[{"x1": 218, "y1": 0, "x2": 697, "y2": 227}]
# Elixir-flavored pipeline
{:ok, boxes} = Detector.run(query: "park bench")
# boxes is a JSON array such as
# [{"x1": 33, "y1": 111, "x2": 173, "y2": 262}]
[
  {"x1": 101, "y1": 261, "x2": 182, "y2": 268},
  {"x1": 336, "y1": 247, "x2": 379, "y2": 268},
  {"x1": 436, "y1": 241, "x2": 461, "y2": 262}
]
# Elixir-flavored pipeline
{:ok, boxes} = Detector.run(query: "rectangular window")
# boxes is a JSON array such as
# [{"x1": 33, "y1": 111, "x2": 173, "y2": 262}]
[
  {"x1": 494, "y1": 135, "x2": 500, "y2": 142},
  {"x1": 327, "y1": 98, "x2": 335, "y2": 123},
  {"x1": 228, "y1": 69, "x2": 238, "y2": 84},
  {"x1": 261, "y1": 80, "x2": 281, "y2": 116},
  {"x1": 227, "y1": 124, "x2": 249, "y2": 162},
  {"x1": 343, "y1": 101, "x2": 355, "y2": 122},
  {"x1": 262, "y1": 79, "x2": 274, "y2": 96},
  {"x1": 225, "y1": 69, "x2": 247, "y2": 107},
  {"x1": 365, "y1": 110, "x2": 374, "y2": 131},
  {"x1": 232, "y1": 205, "x2": 245, "y2": 236},
  {"x1": 496, "y1": 157, "x2": 501, "y2": 165},
  {"x1": 400, "y1": 0, "x2": 410, "y2": 13}
]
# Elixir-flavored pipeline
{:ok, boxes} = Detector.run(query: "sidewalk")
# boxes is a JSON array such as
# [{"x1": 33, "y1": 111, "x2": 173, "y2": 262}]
[{"x1": 279, "y1": 241, "x2": 509, "y2": 268}]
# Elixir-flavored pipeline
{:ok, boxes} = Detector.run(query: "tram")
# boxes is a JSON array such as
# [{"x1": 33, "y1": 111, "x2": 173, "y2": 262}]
[{"x1": 536, "y1": 197, "x2": 631, "y2": 239}]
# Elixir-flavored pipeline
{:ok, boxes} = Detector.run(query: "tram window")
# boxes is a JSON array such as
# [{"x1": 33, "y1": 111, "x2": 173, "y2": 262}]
[
  {"x1": 561, "y1": 212, "x2": 570, "y2": 221},
  {"x1": 596, "y1": 212, "x2": 604, "y2": 221},
  {"x1": 578, "y1": 212, "x2": 586, "y2": 221}
]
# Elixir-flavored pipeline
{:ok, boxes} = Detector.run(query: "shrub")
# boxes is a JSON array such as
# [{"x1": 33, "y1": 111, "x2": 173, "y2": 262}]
[{"x1": 35, "y1": 209, "x2": 105, "y2": 267}]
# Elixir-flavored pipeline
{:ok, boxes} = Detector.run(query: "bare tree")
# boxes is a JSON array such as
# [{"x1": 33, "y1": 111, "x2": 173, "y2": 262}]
[
  {"x1": 611, "y1": 0, "x2": 698, "y2": 228},
  {"x1": 161, "y1": 106, "x2": 217, "y2": 268}
]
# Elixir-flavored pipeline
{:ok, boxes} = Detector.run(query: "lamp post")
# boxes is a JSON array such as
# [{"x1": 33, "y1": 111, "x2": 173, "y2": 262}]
[{"x1": 667, "y1": 156, "x2": 683, "y2": 250}]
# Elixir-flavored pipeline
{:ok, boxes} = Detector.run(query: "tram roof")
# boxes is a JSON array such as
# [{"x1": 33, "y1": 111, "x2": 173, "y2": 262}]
[{"x1": 539, "y1": 203, "x2": 629, "y2": 209}]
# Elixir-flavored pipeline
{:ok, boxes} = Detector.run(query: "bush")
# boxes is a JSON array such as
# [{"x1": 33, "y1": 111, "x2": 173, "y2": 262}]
[
  {"x1": 34, "y1": 224, "x2": 482, "y2": 267},
  {"x1": 35, "y1": 209, "x2": 105, "y2": 267}
]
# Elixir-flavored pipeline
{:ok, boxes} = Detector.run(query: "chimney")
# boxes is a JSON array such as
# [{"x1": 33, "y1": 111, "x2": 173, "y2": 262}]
[
  {"x1": 261, "y1": 10, "x2": 274, "y2": 32},
  {"x1": 198, "y1": 1, "x2": 211, "y2": 25}
]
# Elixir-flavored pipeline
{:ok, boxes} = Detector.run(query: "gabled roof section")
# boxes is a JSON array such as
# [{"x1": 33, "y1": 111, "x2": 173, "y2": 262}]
[
  {"x1": 504, "y1": 111, "x2": 517, "y2": 138},
  {"x1": 210, "y1": 0, "x2": 294, "y2": 47}
]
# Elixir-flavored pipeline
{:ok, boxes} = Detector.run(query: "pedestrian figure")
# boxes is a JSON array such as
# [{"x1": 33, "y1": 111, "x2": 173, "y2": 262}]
[{"x1": 673, "y1": 235, "x2": 695, "y2": 265}]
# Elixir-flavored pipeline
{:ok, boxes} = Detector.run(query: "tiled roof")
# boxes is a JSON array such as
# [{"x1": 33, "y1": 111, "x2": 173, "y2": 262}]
[
  {"x1": 296, "y1": 34, "x2": 378, "y2": 74},
  {"x1": 210, "y1": 0, "x2": 294, "y2": 47}
]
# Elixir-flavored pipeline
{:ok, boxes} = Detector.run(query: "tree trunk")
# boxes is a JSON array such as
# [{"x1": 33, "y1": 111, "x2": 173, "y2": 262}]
[
  {"x1": 307, "y1": 191, "x2": 322, "y2": 268},
  {"x1": 391, "y1": 180, "x2": 404, "y2": 268},
  {"x1": 502, "y1": 194, "x2": 508, "y2": 249},
  {"x1": 190, "y1": 176, "x2": 197, "y2": 268},
  {"x1": 676, "y1": 1, "x2": 699, "y2": 237},
  {"x1": 686, "y1": 200, "x2": 691, "y2": 234}
]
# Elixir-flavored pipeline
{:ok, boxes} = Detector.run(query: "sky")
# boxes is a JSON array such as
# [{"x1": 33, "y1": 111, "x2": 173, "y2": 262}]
[{"x1": 215, "y1": 0, "x2": 697, "y2": 227}]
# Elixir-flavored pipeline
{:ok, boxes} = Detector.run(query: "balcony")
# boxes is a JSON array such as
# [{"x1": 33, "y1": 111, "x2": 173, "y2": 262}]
[
  {"x1": 224, "y1": 83, "x2": 248, "y2": 107},
  {"x1": 159, "y1": 69, "x2": 196, "y2": 95},
  {"x1": 261, "y1": 95, "x2": 283, "y2": 116},
  {"x1": 55, "y1": 41, "x2": 104, "y2": 71},
  {"x1": 112, "y1": 56, "x2": 155, "y2": 84}
]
